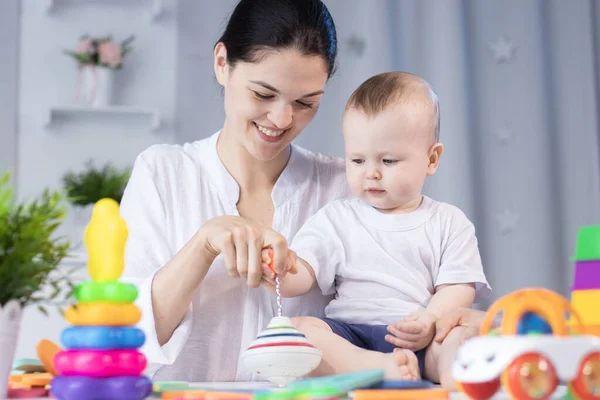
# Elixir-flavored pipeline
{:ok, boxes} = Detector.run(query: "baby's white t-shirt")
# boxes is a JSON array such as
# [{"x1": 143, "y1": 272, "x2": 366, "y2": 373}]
[{"x1": 290, "y1": 196, "x2": 491, "y2": 325}]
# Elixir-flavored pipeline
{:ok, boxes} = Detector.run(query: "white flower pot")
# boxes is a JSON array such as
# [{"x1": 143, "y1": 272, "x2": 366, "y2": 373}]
[
  {"x1": 0, "y1": 300, "x2": 23, "y2": 397},
  {"x1": 77, "y1": 65, "x2": 115, "y2": 107},
  {"x1": 71, "y1": 204, "x2": 94, "y2": 255}
]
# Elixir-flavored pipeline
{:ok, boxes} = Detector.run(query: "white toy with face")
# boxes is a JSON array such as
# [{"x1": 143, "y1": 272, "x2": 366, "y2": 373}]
[{"x1": 453, "y1": 335, "x2": 600, "y2": 384}]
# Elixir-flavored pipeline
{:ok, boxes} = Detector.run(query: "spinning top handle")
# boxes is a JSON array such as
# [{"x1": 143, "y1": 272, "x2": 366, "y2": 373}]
[
  {"x1": 265, "y1": 248, "x2": 276, "y2": 275},
  {"x1": 264, "y1": 248, "x2": 297, "y2": 276}
]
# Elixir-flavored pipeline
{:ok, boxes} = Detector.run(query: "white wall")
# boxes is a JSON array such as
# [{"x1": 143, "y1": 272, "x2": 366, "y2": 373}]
[
  {"x1": 0, "y1": 1, "x2": 19, "y2": 176},
  {"x1": 15, "y1": 0, "x2": 177, "y2": 360}
]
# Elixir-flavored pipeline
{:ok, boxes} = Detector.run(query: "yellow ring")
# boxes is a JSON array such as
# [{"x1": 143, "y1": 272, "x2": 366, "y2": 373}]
[{"x1": 65, "y1": 302, "x2": 141, "y2": 326}]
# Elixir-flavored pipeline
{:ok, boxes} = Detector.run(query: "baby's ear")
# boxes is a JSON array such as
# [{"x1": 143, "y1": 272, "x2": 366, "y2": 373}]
[{"x1": 427, "y1": 143, "x2": 444, "y2": 176}]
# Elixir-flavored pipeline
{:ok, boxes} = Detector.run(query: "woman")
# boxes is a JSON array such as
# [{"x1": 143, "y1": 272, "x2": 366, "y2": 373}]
[{"x1": 120, "y1": 0, "x2": 349, "y2": 382}]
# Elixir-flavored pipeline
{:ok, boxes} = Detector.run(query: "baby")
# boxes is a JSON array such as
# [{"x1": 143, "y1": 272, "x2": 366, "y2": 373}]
[{"x1": 261, "y1": 72, "x2": 491, "y2": 387}]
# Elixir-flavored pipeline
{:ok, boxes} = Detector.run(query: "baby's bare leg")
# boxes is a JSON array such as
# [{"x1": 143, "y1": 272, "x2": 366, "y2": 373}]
[
  {"x1": 423, "y1": 326, "x2": 467, "y2": 390},
  {"x1": 292, "y1": 316, "x2": 420, "y2": 379}
]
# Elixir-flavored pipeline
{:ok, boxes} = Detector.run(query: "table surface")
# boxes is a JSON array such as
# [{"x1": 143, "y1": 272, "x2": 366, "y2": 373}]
[{"x1": 1, "y1": 383, "x2": 569, "y2": 400}]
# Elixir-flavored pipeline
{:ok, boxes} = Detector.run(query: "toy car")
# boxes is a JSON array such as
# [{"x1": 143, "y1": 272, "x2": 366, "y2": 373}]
[
  {"x1": 452, "y1": 288, "x2": 600, "y2": 399},
  {"x1": 453, "y1": 333, "x2": 600, "y2": 399}
]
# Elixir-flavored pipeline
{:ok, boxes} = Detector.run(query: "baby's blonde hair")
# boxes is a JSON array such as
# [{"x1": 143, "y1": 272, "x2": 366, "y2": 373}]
[{"x1": 345, "y1": 72, "x2": 440, "y2": 142}]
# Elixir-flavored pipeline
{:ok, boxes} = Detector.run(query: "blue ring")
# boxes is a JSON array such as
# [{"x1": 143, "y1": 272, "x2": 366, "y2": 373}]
[{"x1": 61, "y1": 326, "x2": 145, "y2": 350}]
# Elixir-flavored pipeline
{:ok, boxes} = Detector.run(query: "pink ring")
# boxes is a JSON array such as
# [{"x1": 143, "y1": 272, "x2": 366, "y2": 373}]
[{"x1": 54, "y1": 349, "x2": 146, "y2": 377}]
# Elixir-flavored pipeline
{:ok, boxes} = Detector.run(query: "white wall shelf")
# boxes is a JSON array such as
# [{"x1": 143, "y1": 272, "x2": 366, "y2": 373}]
[
  {"x1": 45, "y1": 105, "x2": 161, "y2": 131},
  {"x1": 39, "y1": 0, "x2": 163, "y2": 22}
]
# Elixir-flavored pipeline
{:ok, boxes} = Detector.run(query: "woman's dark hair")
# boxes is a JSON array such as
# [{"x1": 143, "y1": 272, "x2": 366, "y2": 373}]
[{"x1": 217, "y1": 0, "x2": 337, "y2": 78}]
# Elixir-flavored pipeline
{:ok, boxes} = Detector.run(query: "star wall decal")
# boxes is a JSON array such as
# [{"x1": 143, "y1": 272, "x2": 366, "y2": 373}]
[
  {"x1": 489, "y1": 35, "x2": 517, "y2": 64},
  {"x1": 495, "y1": 123, "x2": 514, "y2": 145},
  {"x1": 496, "y1": 209, "x2": 519, "y2": 235}
]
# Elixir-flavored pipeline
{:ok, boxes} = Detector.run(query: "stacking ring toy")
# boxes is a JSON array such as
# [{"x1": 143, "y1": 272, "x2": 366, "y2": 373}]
[
  {"x1": 65, "y1": 302, "x2": 141, "y2": 326},
  {"x1": 53, "y1": 349, "x2": 146, "y2": 376},
  {"x1": 20, "y1": 372, "x2": 53, "y2": 387},
  {"x1": 7, "y1": 387, "x2": 49, "y2": 398},
  {"x1": 51, "y1": 375, "x2": 152, "y2": 400},
  {"x1": 74, "y1": 281, "x2": 138, "y2": 303},
  {"x1": 61, "y1": 326, "x2": 145, "y2": 350}
]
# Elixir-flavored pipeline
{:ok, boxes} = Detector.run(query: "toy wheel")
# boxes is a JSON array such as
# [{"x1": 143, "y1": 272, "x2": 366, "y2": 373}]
[
  {"x1": 570, "y1": 352, "x2": 600, "y2": 400},
  {"x1": 456, "y1": 380, "x2": 501, "y2": 400},
  {"x1": 501, "y1": 352, "x2": 558, "y2": 400}
]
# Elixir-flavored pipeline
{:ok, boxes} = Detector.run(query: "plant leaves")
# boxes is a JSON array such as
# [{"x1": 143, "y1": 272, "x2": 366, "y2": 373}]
[{"x1": 62, "y1": 160, "x2": 131, "y2": 206}]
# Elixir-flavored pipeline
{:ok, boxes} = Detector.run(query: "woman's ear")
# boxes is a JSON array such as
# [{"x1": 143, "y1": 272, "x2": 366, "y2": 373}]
[
  {"x1": 426, "y1": 143, "x2": 444, "y2": 176},
  {"x1": 214, "y1": 42, "x2": 229, "y2": 86}
]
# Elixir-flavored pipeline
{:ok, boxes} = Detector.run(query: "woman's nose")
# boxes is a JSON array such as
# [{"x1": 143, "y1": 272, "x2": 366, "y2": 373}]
[{"x1": 268, "y1": 103, "x2": 293, "y2": 129}]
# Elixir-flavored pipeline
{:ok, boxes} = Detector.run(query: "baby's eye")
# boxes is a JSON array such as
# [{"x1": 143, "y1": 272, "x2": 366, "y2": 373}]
[
  {"x1": 383, "y1": 159, "x2": 398, "y2": 165},
  {"x1": 485, "y1": 354, "x2": 496, "y2": 363},
  {"x1": 351, "y1": 159, "x2": 364, "y2": 165}
]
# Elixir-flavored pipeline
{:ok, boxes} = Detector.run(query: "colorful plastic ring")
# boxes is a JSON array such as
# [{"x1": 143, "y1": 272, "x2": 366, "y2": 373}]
[
  {"x1": 74, "y1": 281, "x2": 138, "y2": 303},
  {"x1": 64, "y1": 302, "x2": 141, "y2": 326},
  {"x1": 50, "y1": 375, "x2": 152, "y2": 400},
  {"x1": 7, "y1": 387, "x2": 48, "y2": 398},
  {"x1": 61, "y1": 326, "x2": 145, "y2": 350},
  {"x1": 20, "y1": 372, "x2": 53, "y2": 387},
  {"x1": 53, "y1": 349, "x2": 146, "y2": 377}
]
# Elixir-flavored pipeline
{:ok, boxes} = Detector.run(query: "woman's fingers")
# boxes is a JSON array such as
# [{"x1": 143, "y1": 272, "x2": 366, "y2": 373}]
[
  {"x1": 233, "y1": 226, "x2": 249, "y2": 280},
  {"x1": 220, "y1": 231, "x2": 238, "y2": 278},
  {"x1": 246, "y1": 226, "x2": 262, "y2": 288},
  {"x1": 260, "y1": 263, "x2": 277, "y2": 286}
]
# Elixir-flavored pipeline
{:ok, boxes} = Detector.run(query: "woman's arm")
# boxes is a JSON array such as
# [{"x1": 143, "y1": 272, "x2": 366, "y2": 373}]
[{"x1": 151, "y1": 229, "x2": 216, "y2": 345}]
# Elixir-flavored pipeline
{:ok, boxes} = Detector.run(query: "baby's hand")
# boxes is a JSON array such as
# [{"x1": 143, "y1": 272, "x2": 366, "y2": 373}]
[
  {"x1": 260, "y1": 248, "x2": 297, "y2": 289},
  {"x1": 385, "y1": 311, "x2": 437, "y2": 351}
]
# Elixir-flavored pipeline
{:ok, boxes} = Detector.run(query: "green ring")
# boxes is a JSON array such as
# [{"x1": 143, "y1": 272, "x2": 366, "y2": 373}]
[{"x1": 75, "y1": 281, "x2": 138, "y2": 303}]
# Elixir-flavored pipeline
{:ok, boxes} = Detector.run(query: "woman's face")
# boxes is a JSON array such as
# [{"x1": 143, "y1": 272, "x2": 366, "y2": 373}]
[{"x1": 215, "y1": 44, "x2": 329, "y2": 161}]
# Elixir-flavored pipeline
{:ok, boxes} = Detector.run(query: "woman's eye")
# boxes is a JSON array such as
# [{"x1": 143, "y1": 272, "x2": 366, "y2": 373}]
[
  {"x1": 296, "y1": 101, "x2": 314, "y2": 109},
  {"x1": 351, "y1": 159, "x2": 364, "y2": 164},
  {"x1": 383, "y1": 159, "x2": 398, "y2": 165},
  {"x1": 253, "y1": 91, "x2": 274, "y2": 100}
]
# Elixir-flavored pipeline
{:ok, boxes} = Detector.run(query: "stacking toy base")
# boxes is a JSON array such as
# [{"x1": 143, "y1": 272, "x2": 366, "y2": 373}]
[{"x1": 51, "y1": 375, "x2": 152, "y2": 400}]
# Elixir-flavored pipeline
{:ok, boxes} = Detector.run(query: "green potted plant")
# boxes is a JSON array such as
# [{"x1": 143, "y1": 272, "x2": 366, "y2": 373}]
[
  {"x1": 62, "y1": 160, "x2": 131, "y2": 207},
  {"x1": 0, "y1": 171, "x2": 76, "y2": 397}
]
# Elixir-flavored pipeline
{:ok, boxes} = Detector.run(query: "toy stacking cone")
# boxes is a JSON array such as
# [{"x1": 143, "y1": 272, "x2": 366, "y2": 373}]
[
  {"x1": 50, "y1": 198, "x2": 152, "y2": 400},
  {"x1": 569, "y1": 225, "x2": 600, "y2": 335}
]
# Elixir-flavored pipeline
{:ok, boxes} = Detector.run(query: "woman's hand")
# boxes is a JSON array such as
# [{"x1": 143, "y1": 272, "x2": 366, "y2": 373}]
[{"x1": 198, "y1": 216, "x2": 290, "y2": 288}]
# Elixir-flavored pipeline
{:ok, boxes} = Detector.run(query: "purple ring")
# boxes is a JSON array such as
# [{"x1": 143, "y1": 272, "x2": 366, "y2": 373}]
[{"x1": 50, "y1": 375, "x2": 152, "y2": 400}]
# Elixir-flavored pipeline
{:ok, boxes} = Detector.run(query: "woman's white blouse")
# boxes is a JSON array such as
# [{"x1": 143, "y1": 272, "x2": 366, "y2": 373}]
[{"x1": 120, "y1": 131, "x2": 349, "y2": 382}]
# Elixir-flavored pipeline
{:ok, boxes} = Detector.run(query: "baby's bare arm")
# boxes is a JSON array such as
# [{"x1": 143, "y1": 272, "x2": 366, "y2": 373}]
[
  {"x1": 279, "y1": 257, "x2": 317, "y2": 297},
  {"x1": 261, "y1": 249, "x2": 317, "y2": 297},
  {"x1": 426, "y1": 283, "x2": 476, "y2": 319}
]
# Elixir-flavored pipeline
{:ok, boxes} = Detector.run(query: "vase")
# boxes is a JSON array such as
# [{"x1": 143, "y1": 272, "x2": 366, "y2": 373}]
[
  {"x1": 0, "y1": 300, "x2": 23, "y2": 397},
  {"x1": 70, "y1": 204, "x2": 94, "y2": 257},
  {"x1": 77, "y1": 65, "x2": 115, "y2": 107}
]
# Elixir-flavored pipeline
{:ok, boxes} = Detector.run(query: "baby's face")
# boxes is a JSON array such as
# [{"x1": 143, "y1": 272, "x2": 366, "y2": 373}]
[{"x1": 342, "y1": 103, "x2": 436, "y2": 213}]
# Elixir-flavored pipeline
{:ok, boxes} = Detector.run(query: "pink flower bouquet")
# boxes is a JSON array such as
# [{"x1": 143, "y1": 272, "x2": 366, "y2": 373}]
[{"x1": 64, "y1": 34, "x2": 135, "y2": 69}]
